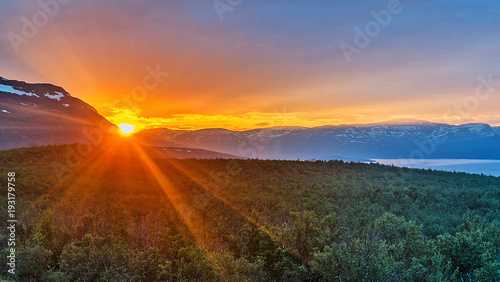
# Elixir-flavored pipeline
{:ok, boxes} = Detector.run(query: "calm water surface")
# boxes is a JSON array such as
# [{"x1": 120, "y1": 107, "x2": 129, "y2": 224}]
[{"x1": 373, "y1": 159, "x2": 500, "y2": 177}]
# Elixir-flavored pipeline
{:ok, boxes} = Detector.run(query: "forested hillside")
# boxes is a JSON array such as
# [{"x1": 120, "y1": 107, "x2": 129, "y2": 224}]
[{"x1": 1, "y1": 143, "x2": 500, "y2": 281}]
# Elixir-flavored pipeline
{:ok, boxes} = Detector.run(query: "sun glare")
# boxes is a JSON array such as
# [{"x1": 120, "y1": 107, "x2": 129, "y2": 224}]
[{"x1": 118, "y1": 123, "x2": 136, "y2": 135}]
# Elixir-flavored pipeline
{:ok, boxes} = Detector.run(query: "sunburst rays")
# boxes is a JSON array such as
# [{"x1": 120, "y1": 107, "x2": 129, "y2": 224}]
[{"x1": 19, "y1": 136, "x2": 302, "y2": 281}]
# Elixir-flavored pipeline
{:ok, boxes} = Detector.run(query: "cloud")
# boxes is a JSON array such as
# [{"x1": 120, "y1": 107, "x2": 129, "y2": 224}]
[
  {"x1": 254, "y1": 122, "x2": 270, "y2": 127},
  {"x1": 1, "y1": 0, "x2": 500, "y2": 128}
]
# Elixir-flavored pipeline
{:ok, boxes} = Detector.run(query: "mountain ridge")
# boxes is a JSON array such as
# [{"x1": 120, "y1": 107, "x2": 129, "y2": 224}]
[
  {"x1": 134, "y1": 121, "x2": 500, "y2": 160},
  {"x1": 2, "y1": 76, "x2": 499, "y2": 160},
  {"x1": 0, "y1": 76, "x2": 116, "y2": 150}
]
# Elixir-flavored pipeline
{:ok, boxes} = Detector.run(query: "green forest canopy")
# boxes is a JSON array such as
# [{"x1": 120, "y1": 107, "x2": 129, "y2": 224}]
[{"x1": 0, "y1": 144, "x2": 499, "y2": 281}]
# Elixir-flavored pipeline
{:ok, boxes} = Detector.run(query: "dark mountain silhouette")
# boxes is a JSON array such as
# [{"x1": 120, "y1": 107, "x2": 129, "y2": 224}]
[{"x1": 0, "y1": 76, "x2": 117, "y2": 150}]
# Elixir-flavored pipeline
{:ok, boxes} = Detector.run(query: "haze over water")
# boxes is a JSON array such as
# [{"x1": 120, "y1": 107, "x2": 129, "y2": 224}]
[{"x1": 374, "y1": 159, "x2": 500, "y2": 177}]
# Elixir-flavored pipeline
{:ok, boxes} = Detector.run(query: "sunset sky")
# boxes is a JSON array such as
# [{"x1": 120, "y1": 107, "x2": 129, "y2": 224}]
[{"x1": 1, "y1": 0, "x2": 500, "y2": 130}]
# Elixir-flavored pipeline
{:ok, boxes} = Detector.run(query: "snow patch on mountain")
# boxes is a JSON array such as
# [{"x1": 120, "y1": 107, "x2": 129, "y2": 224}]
[
  {"x1": 0, "y1": 84, "x2": 40, "y2": 97},
  {"x1": 62, "y1": 103, "x2": 70, "y2": 107},
  {"x1": 241, "y1": 128, "x2": 300, "y2": 140},
  {"x1": 459, "y1": 123, "x2": 490, "y2": 133},
  {"x1": 20, "y1": 102, "x2": 37, "y2": 107},
  {"x1": 2, "y1": 110, "x2": 10, "y2": 113},
  {"x1": 44, "y1": 91, "x2": 65, "y2": 101}
]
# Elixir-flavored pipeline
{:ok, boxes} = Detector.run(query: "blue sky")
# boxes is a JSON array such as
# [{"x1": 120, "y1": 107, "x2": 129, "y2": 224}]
[{"x1": 1, "y1": 0, "x2": 500, "y2": 129}]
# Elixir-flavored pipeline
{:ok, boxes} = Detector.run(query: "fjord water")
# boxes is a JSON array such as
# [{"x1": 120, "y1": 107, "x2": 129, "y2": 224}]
[{"x1": 374, "y1": 159, "x2": 500, "y2": 177}]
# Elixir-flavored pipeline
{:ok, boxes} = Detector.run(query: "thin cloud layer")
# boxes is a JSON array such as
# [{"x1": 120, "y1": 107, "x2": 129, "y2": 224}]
[{"x1": 1, "y1": 0, "x2": 499, "y2": 129}]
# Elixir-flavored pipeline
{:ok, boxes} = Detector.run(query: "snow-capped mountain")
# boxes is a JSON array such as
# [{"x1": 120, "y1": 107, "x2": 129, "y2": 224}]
[
  {"x1": 135, "y1": 120, "x2": 500, "y2": 160},
  {"x1": 0, "y1": 76, "x2": 116, "y2": 150},
  {"x1": 2, "y1": 75, "x2": 498, "y2": 160}
]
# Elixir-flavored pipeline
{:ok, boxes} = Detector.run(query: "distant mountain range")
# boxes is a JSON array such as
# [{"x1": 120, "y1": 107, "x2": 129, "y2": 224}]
[
  {"x1": 1, "y1": 76, "x2": 499, "y2": 160},
  {"x1": 134, "y1": 120, "x2": 500, "y2": 160}
]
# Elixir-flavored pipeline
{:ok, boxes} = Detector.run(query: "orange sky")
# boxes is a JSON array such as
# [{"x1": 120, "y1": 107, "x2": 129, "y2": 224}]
[{"x1": 1, "y1": 1, "x2": 500, "y2": 130}]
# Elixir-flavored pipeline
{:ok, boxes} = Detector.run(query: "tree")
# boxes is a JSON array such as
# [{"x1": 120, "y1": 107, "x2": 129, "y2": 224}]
[{"x1": 17, "y1": 233, "x2": 53, "y2": 280}]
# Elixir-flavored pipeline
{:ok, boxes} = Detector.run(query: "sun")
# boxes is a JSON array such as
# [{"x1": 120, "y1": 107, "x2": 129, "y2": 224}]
[{"x1": 118, "y1": 123, "x2": 136, "y2": 135}]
